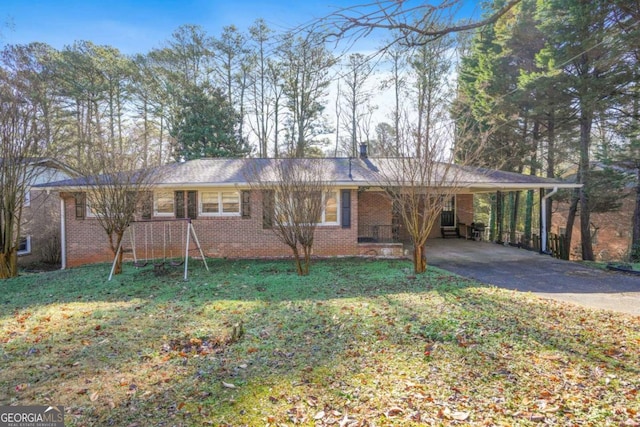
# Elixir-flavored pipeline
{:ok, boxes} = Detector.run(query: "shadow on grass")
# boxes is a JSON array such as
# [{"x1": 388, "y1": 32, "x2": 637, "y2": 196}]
[{"x1": 1, "y1": 258, "x2": 639, "y2": 425}]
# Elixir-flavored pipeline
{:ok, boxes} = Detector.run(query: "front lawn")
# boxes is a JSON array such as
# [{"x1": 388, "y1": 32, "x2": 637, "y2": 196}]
[{"x1": 1, "y1": 259, "x2": 639, "y2": 426}]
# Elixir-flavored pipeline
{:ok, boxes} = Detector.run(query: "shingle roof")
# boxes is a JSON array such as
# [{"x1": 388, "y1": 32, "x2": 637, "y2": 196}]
[{"x1": 36, "y1": 157, "x2": 578, "y2": 191}]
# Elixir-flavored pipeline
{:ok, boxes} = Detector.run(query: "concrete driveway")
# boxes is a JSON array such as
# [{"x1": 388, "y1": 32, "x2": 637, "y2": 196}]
[{"x1": 426, "y1": 239, "x2": 640, "y2": 316}]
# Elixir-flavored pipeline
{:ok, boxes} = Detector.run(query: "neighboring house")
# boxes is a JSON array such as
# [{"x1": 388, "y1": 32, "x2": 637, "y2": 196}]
[
  {"x1": 553, "y1": 196, "x2": 635, "y2": 261},
  {"x1": 39, "y1": 149, "x2": 577, "y2": 268},
  {"x1": 17, "y1": 159, "x2": 76, "y2": 268},
  {"x1": 552, "y1": 162, "x2": 638, "y2": 261}
]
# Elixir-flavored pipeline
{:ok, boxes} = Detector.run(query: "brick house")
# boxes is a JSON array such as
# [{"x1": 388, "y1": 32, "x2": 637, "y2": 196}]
[
  {"x1": 18, "y1": 159, "x2": 76, "y2": 268},
  {"x1": 40, "y1": 154, "x2": 577, "y2": 268}
]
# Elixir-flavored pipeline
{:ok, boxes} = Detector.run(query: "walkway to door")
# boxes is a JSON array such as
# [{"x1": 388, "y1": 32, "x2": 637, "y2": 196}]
[{"x1": 425, "y1": 238, "x2": 640, "y2": 316}]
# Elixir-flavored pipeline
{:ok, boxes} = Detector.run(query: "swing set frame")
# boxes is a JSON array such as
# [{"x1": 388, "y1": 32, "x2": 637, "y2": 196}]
[{"x1": 108, "y1": 218, "x2": 209, "y2": 281}]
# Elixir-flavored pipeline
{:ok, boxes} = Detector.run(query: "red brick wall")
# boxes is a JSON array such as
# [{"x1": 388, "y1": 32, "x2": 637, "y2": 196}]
[
  {"x1": 357, "y1": 192, "x2": 475, "y2": 241},
  {"x1": 62, "y1": 189, "x2": 479, "y2": 267},
  {"x1": 456, "y1": 194, "x2": 474, "y2": 225},
  {"x1": 358, "y1": 191, "x2": 392, "y2": 235},
  {"x1": 62, "y1": 189, "x2": 362, "y2": 267}
]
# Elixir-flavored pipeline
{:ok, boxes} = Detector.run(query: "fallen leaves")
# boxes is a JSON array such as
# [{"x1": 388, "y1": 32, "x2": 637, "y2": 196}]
[{"x1": 1, "y1": 259, "x2": 639, "y2": 427}]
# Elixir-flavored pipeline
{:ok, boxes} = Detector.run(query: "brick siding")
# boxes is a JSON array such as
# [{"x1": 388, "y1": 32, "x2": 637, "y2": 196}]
[
  {"x1": 63, "y1": 189, "x2": 360, "y2": 267},
  {"x1": 62, "y1": 189, "x2": 478, "y2": 267}
]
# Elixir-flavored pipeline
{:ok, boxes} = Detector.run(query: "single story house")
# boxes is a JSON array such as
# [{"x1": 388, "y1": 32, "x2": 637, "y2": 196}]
[{"x1": 38, "y1": 150, "x2": 579, "y2": 268}]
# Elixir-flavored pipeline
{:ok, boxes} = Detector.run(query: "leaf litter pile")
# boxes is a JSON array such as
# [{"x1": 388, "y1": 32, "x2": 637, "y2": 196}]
[{"x1": 1, "y1": 258, "x2": 639, "y2": 426}]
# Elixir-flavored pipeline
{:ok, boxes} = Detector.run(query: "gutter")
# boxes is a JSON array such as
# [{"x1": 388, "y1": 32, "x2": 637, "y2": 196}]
[
  {"x1": 540, "y1": 186, "x2": 558, "y2": 254},
  {"x1": 60, "y1": 197, "x2": 66, "y2": 270}
]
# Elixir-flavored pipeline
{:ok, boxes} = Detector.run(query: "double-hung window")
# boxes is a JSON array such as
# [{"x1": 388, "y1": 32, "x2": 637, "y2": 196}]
[
  {"x1": 200, "y1": 191, "x2": 240, "y2": 216},
  {"x1": 322, "y1": 191, "x2": 339, "y2": 225},
  {"x1": 274, "y1": 190, "x2": 339, "y2": 226},
  {"x1": 154, "y1": 191, "x2": 175, "y2": 217}
]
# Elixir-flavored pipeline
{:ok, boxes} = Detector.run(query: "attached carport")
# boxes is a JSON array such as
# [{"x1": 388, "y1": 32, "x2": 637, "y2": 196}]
[
  {"x1": 426, "y1": 239, "x2": 640, "y2": 316},
  {"x1": 457, "y1": 170, "x2": 580, "y2": 254}
]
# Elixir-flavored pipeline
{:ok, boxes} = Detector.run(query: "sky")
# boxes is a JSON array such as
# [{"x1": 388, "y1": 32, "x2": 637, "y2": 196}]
[{"x1": 1, "y1": 0, "x2": 484, "y2": 55}]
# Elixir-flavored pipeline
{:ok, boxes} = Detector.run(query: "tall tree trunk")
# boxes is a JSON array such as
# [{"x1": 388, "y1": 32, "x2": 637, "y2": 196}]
[
  {"x1": 509, "y1": 192, "x2": 520, "y2": 245},
  {"x1": 564, "y1": 190, "x2": 580, "y2": 260},
  {"x1": 525, "y1": 120, "x2": 540, "y2": 246},
  {"x1": 631, "y1": 167, "x2": 640, "y2": 262},
  {"x1": 579, "y1": 110, "x2": 594, "y2": 261},
  {"x1": 0, "y1": 250, "x2": 18, "y2": 279},
  {"x1": 545, "y1": 109, "x2": 556, "y2": 235}
]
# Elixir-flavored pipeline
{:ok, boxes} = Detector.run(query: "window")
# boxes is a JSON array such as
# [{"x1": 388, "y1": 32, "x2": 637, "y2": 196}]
[
  {"x1": 86, "y1": 199, "x2": 99, "y2": 218},
  {"x1": 273, "y1": 190, "x2": 339, "y2": 226},
  {"x1": 201, "y1": 192, "x2": 219, "y2": 214},
  {"x1": 154, "y1": 191, "x2": 174, "y2": 216},
  {"x1": 323, "y1": 191, "x2": 338, "y2": 224},
  {"x1": 23, "y1": 189, "x2": 31, "y2": 207},
  {"x1": 222, "y1": 191, "x2": 239, "y2": 213},
  {"x1": 199, "y1": 191, "x2": 240, "y2": 216},
  {"x1": 17, "y1": 236, "x2": 31, "y2": 256}
]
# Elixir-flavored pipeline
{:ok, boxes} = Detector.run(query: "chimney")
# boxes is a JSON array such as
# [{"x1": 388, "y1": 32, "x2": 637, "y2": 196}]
[{"x1": 359, "y1": 143, "x2": 368, "y2": 159}]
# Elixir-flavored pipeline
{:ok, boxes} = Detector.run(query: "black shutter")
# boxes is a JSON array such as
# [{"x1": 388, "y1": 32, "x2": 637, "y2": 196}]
[
  {"x1": 187, "y1": 191, "x2": 198, "y2": 219},
  {"x1": 75, "y1": 192, "x2": 86, "y2": 219},
  {"x1": 341, "y1": 189, "x2": 351, "y2": 229},
  {"x1": 241, "y1": 190, "x2": 251, "y2": 219},
  {"x1": 175, "y1": 191, "x2": 185, "y2": 219},
  {"x1": 140, "y1": 191, "x2": 153, "y2": 219},
  {"x1": 262, "y1": 190, "x2": 274, "y2": 229}
]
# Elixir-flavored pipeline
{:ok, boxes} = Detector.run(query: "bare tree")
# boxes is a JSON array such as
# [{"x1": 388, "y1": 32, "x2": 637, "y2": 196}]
[
  {"x1": 0, "y1": 46, "x2": 50, "y2": 278},
  {"x1": 279, "y1": 31, "x2": 335, "y2": 157},
  {"x1": 76, "y1": 144, "x2": 160, "y2": 275},
  {"x1": 244, "y1": 158, "x2": 332, "y2": 275},
  {"x1": 341, "y1": 53, "x2": 375, "y2": 157},
  {"x1": 377, "y1": 114, "x2": 486, "y2": 273}
]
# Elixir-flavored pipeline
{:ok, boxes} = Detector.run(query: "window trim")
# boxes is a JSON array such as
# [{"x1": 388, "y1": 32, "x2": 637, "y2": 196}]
[{"x1": 198, "y1": 190, "x2": 241, "y2": 217}]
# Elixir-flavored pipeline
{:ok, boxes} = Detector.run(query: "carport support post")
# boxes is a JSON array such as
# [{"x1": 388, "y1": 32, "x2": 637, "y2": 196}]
[
  {"x1": 540, "y1": 186, "x2": 558, "y2": 254},
  {"x1": 496, "y1": 191, "x2": 503, "y2": 244}
]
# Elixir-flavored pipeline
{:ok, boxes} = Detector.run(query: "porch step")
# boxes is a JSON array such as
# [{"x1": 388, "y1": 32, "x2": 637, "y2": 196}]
[{"x1": 441, "y1": 227, "x2": 459, "y2": 239}]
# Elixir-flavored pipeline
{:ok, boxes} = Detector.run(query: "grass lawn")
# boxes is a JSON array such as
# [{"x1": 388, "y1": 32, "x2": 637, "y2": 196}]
[{"x1": 1, "y1": 258, "x2": 639, "y2": 426}]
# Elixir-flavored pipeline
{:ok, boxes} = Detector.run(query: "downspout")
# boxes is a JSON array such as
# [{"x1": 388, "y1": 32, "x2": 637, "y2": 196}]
[
  {"x1": 540, "y1": 186, "x2": 558, "y2": 254},
  {"x1": 60, "y1": 197, "x2": 67, "y2": 269}
]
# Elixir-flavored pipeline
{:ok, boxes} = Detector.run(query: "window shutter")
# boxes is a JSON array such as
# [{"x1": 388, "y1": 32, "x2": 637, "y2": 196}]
[
  {"x1": 140, "y1": 191, "x2": 153, "y2": 219},
  {"x1": 241, "y1": 190, "x2": 251, "y2": 219},
  {"x1": 262, "y1": 190, "x2": 274, "y2": 229},
  {"x1": 341, "y1": 190, "x2": 351, "y2": 229},
  {"x1": 75, "y1": 192, "x2": 86, "y2": 219},
  {"x1": 175, "y1": 191, "x2": 185, "y2": 219},
  {"x1": 187, "y1": 191, "x2": 198, "y2": 219}
]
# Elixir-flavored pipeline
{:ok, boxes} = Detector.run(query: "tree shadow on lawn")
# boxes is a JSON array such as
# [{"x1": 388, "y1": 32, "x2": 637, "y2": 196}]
[{"x1": 1, "y1": 258, "x2": 639, "y2": 425}]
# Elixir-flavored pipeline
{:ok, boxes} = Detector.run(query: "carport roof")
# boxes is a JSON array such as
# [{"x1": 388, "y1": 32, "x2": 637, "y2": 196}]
[{"x1": 36, "y1": 157, "x2": 579, "y2": 192}]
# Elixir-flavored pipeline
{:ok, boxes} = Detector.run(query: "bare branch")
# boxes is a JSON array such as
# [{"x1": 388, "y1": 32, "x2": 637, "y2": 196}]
[{"x1": 319, "y1": 0, "x2": 522, "y2": 49}]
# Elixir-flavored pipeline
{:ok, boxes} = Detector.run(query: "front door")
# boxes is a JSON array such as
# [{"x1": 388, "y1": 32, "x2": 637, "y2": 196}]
[{"x1": 440, "y1": 196, "x2": 455, "y2": 227}]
